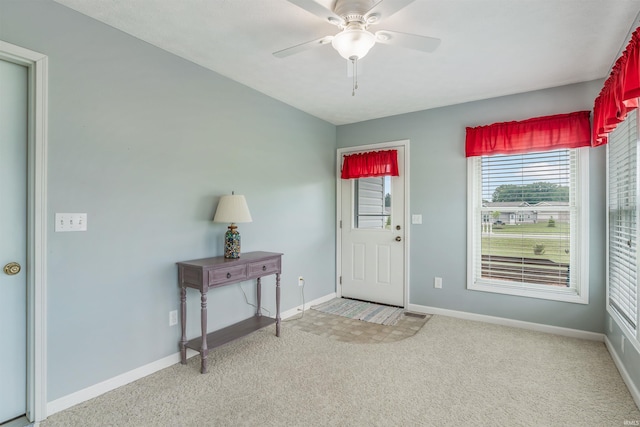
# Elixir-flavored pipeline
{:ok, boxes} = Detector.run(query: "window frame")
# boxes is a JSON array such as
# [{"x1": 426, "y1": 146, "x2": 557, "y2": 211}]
[
  {"x1": 466, "y1": 148, "x2": 590, "y2": 304},
  {"x1": 606, "y1": 107, "x2": 640, "y2": 354}
]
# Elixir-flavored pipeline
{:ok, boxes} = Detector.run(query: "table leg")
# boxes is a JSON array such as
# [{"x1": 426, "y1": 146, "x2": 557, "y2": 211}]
[
  {"x1": 200, "y1": 291, "x2": 208, "y2": 374},
  {"x1": 275, "y1": 272, "x2": 281, "y2": 337},
  {"x1": 180, "y1": 286, "x2": 187, "y2": 364},
  {"x1": 256, "y1": 277, "x2": 262, "y2": 317}
]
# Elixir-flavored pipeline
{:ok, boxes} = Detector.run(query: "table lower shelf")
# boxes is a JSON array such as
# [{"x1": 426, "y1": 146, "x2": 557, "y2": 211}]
[{"x1": 185, "y1": 316, "x2": 276, "y2": 352}]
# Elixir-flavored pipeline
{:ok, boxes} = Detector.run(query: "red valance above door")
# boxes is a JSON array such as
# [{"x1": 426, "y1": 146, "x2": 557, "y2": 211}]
[{"x1": 341, "y1": 149, "x2": 399, "y2": 179}]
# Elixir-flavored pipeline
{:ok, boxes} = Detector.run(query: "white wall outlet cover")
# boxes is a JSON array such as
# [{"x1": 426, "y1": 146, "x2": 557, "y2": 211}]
[
  {"x1": 169, "y1": 310, "x2": 178, "y2": 326},
  {"x1": 411, "y1": 214, "x2": 422, "y2": 224}
]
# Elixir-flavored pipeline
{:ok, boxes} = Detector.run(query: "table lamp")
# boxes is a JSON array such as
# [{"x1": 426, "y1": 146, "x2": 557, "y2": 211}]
[{"x1": 213, "y1": 192, "x2": 252, "y2": 259}]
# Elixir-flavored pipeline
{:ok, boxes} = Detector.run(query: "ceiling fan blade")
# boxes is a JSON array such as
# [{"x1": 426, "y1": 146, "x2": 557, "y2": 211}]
[
  {"x1": 365, "y1": 0, "x2": 416, "y2": 23},
  {"x1": 375, "y1": 30, "x2": 441, "y2": 53},
  {"x1": 286, "y1": 0, "x2": 344, "y2": 25},
  {"x1": 273, "y1": 36, "x2": 334, "y2": 58}
]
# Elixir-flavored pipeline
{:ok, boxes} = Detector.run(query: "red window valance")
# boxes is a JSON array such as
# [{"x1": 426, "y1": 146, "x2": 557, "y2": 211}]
[
  {"x1": 465, "y1": 111, "x2": 591, "y2": 157},
  {"x1": 341, "y1": 149, "x2": 399, "y2": 179},
  {"x1": 593, "y1": 26, "x2": 640, "y2": 146}
]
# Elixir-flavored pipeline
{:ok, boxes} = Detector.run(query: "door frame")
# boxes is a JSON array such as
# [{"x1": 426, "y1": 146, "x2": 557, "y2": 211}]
[
  {"x1": 336, "y1": 140, "x2": 410, "y2": 307},
  {"x1": 0, "y1": 40, "x2": 48, "y2": 423}
]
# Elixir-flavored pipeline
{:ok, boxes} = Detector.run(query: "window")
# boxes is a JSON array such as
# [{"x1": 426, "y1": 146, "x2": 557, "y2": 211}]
[
  {"x1": 354, "y1": 176, "x2": 391, "y2": 229},
  {"x1": 467, "y1": 149, "x2": 589, "y2": 303},
  {"x1": 608, "y1": 108, "x2": 639, "y2": 348}
]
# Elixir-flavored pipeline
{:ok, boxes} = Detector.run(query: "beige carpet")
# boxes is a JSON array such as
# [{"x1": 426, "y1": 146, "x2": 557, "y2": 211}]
[{"x1": 41, "y1": 315, "x2": 640, "y2": 426}]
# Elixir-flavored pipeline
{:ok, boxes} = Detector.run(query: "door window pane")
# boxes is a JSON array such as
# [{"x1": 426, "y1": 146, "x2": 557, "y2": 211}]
[{"x1": 354, "y1": 176, "x2": 391, "y2": 229}]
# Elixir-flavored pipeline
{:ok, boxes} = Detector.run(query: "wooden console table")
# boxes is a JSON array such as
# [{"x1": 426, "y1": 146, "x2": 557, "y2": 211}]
[{"x1": 177, "y1": 251, "x2": 282, "y2": 373}]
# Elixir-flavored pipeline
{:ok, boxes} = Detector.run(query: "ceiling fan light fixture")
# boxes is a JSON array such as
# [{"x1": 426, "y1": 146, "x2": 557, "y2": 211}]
[{"x1": 331, "y1": 27, "x2": 376, "y2": 60}]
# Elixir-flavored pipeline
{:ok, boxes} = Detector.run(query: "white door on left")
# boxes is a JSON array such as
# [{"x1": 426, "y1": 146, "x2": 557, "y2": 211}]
[{"x1": 0, "y1": 58, "x2": 28, "y2": 423}]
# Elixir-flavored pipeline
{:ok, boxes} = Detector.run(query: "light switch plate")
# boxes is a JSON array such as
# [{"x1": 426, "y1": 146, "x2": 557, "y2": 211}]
[
  {"x1": 55, "y1": 213, "x2": 87, "y2": 232},
  {"x1": 412, "y1": 214, "x2": 423, "y2": 224}
]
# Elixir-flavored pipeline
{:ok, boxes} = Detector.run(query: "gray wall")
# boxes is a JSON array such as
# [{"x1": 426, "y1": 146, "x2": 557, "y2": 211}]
[
  {"x1": 337, "y1": 80, "x2": 607, "y2": 333},
  {"x1": 3, "y1": 0, "x2": 638, "y2": 412},
  {"x1": 1, "y1": 0, "x2": 336, "y2": 401}
]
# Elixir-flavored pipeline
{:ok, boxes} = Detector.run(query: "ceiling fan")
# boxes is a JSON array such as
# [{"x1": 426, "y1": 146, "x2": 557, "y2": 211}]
[
  {"x1": 273, "y1": 0, "x2": 440, "y2": 94},
  {"x1": 274, "y1": 0, "x2": 441, "y2": 59}
]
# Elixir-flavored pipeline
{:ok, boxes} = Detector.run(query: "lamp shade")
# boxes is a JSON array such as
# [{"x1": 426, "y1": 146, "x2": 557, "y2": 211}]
[
  {"x1": 213, "y1": 194, "x2": 252, "y2": 223},
  {"x1": 331, "y1": 28, "x2": 376, "y2": 60}
]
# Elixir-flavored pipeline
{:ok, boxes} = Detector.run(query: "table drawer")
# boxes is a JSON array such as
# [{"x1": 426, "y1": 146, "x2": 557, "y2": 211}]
[
  {"x1": 247, "y1": 258, "x2": 280, "y2": 278},
  {"x1": 209, "y1": 265, "x2": 246, "y2": 286}
]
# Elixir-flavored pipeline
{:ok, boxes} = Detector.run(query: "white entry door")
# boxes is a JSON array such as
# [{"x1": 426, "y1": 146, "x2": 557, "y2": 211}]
[
  {"x1": 0, "y1": 58, "x2": 28, "y2": 423},
  {"x1": 340, "y1": 145, "x2": 406, "y2": 306}
]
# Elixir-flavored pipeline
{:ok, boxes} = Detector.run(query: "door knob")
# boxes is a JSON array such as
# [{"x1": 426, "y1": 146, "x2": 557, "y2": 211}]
[
  {"x1": 3, "y1": 262, "x2": 21, "y2": 276},
  {"x1": 395, "y1": 236, "x2": 402, "y2": 242}
]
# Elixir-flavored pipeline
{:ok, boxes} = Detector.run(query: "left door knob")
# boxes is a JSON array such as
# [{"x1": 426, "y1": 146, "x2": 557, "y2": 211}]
[{"x1": 3, "y1": 262, "x2": 21, "y2": 275}]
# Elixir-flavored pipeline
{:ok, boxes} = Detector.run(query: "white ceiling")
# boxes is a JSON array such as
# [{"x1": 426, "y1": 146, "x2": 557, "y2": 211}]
[{"x1": 53, "y1": 0, "x2": 640, "y2": 125}]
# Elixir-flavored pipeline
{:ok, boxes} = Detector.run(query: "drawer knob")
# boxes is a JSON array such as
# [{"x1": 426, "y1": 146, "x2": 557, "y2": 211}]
[
  {"x1": 262, "y1": 265, "x2": 267, "y2": 271},
  {"x1": 226, "y1": 272, "x2": 231, "y2": 279}
]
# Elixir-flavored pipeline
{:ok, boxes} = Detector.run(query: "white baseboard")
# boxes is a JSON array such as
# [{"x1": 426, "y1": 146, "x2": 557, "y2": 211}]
[
  {"x1": 408, "y1": 303, "x2": 605, "y2": 342},
  {"x1": 605, "y1": 335, "x2": 640, "y2": 410},
  {"x1": 47, "y1": 348, "x2": 200, "y2": 416},
  {"x1": 47, "y1": 293, "x2": 337, "y2": 417},
  {"x1": 281, "y1": 292, "x2": 336, "y2": 320},
  {"x1": 49, "y1": 351, "x2": 171, "y2": 415}
]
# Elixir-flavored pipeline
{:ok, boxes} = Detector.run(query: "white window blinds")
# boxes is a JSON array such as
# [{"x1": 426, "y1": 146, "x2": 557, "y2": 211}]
[
  {"x1": 608, "y1": 111, "x2": 638, "y2": 331},
  {"x1": 474, "y1": 150, "x2": 576, "y2": 289}
]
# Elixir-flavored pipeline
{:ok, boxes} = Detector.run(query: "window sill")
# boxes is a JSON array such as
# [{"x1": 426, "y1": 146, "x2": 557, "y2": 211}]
[{"x1": 469, "y1": 279, "x2": 588, "y2": 304}]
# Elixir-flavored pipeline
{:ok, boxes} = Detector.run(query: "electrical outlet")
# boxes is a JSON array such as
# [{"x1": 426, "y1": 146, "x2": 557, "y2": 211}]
[
  {"x1": 169, "y1": 310, "x2": 178, "y2": 326},
  {"x1": 434, "y1": 277, "x2": 442, "y2": 289},
  {"x1": 298, "y1": 276, "x2": 305, "y2": 287}
]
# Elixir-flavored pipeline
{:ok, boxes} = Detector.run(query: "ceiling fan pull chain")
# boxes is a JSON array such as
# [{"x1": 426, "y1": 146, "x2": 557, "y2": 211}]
[
  {"x1": 353, "y1": 58, "x2": 358, "y2": 90},
  {"x1": 351, "y1": 57, "x2": 358, "y2": 96}
]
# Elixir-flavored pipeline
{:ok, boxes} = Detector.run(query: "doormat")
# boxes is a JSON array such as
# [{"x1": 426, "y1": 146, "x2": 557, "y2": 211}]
[{"x1": 312, "y1": 298, "x2": 404, "y2": 326}]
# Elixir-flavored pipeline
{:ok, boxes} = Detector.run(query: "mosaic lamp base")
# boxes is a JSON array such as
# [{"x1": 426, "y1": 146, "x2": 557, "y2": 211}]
[{"x1": 224, "y1": 224, "x2": 241, "y2": 259}]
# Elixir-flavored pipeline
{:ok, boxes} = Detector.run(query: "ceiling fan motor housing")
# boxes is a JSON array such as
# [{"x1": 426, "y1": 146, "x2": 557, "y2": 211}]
[{"x1": 334, "y1": 0, "x2": 377, "y2": 21}]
